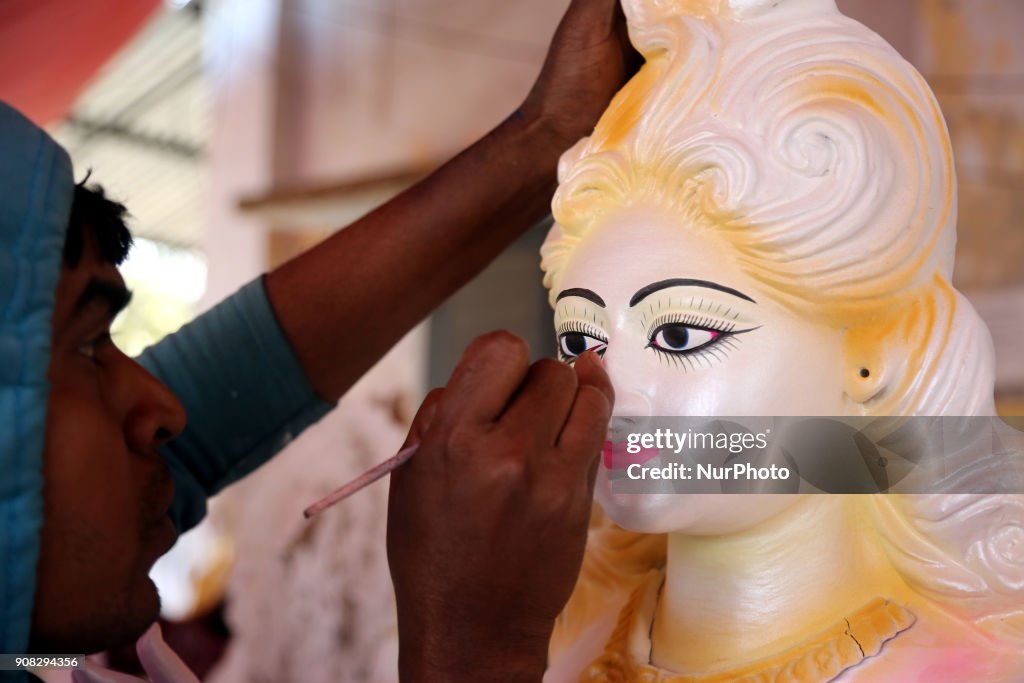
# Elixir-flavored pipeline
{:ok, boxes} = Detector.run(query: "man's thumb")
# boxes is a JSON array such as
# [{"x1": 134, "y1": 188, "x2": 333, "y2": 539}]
[{"x1": 402, "y1": 388, "x2": 445, "y2": 448}]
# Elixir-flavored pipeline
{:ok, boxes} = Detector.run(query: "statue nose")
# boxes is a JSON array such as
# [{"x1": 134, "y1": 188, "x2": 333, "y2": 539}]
[
  {"x1": 600, "y1": 349, "x2": 654, "y2": 416},
  {"x1": 613, "y1": 390, "x2": 653, "y2": 418}
]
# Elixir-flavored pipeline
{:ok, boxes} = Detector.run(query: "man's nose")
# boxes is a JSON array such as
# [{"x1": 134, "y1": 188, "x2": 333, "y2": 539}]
[{"x1": 123, "y1": 359, "x2": 187, "y2": 453}]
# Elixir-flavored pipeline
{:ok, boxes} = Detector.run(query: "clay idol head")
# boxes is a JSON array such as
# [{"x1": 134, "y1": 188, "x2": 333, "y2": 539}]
[
  {"x1": 539, "y1": 0, "x2": 1024, "y2": 677},
  {"x1": 542, "y1": 0, "x2": 995, "y2": 420}
]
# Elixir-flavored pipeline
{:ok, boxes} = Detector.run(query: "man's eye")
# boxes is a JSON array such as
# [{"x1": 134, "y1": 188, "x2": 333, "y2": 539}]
[
  {"x1": 78, "y1": 341, "x2": 97, "y2": 359},
  {"x1": 649, "y1": 324, "x2": 719, "y2": 354},
  {"x1": 559, "y1": 332, "x2": 608, "y2": 359},
  {"x1": 77, "y1": 334, "x2": 111, "y2": 360}
]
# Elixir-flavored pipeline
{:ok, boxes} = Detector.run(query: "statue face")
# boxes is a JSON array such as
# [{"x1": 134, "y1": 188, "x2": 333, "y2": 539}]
[{"x1": 552, "y1": 202, "x2": 848, "y2": 534}]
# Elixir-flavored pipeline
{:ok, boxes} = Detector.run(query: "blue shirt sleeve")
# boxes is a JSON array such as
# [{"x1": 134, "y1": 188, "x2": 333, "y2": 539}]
[{"x1": 138, "y1": 277, "x2": 334, "y2": 533}]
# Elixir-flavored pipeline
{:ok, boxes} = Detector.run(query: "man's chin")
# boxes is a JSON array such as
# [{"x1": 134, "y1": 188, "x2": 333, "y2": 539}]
[
  {"x1": 89, "y1": 581, "x2": 161, "y2": 653},
  {"x1": 126, "y1": 575, "x2": 163, "y2": 643},
  {"x1": 29, "y1": 578, "x2": 161, "y2": 654}
]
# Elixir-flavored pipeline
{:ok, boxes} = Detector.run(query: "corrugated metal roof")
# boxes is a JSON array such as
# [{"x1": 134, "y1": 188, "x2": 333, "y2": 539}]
[{"x1": 51, "y1": 3, "x2": 208, "y2": 251}]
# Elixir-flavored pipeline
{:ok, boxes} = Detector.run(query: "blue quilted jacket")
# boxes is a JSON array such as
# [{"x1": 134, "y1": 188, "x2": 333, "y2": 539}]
[{"x1": 0, "y1": 102, "x2": 332, "y2": 680}]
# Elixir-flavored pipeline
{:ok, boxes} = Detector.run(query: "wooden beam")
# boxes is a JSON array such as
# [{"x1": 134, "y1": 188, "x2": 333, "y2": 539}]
[{"x1": 237, "y1": 165, "x2": 436, "y2": 230}]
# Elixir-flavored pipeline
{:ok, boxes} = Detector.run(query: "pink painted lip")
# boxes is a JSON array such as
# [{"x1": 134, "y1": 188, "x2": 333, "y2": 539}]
[{"x1": 603, "y1": 440, "x2": 661, "y2": 470}]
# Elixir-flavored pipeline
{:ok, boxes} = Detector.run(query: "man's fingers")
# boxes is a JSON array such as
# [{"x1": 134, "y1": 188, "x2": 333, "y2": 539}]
[
  {"x1": 136, "y1": 622, "x2": 201, "y2": 683},
  {"x1": 565, "y1": 0, "x2": 621, "y2": 26},
  {"x1": 433, "y1": 331, "x2": 530, "y2": 428},
  {"x1": 73, "y1": 663, "x2": 146, "y2": 683},
  {"x1": 501, "y1": 359, "x2": 578, "y2": 446},
  {"x1": 555, "y1": 353, "x2": 614, "y2": 467},
  {"x1": 615, "y1": 3, "x2": 644, "y2": 76},
  {"x1": 548, "y1": 0, "x2": 622, "y2": 56},
  {"x1": 573, "y1": 351, "x2": 614, "y2": 408},
  {"x1": 403, "y1": 388, "x2": 445, "y2": 448},
  {"x1": 556, "y1": 386, "x2": 612, "y2": 471}
]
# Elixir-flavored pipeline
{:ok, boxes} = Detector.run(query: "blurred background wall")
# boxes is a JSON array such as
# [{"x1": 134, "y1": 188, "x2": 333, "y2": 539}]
[{"x1": 2, "y1": 0, "x2": 1021, "y2": 679}]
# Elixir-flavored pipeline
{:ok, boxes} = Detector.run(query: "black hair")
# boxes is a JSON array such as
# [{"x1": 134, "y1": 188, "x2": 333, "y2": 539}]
[{"x1": 63, "y1": 175, "x2": 134, "y2": 268}]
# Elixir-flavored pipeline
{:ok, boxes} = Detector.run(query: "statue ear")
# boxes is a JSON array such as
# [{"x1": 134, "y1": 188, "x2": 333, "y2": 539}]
[
  {"x1": 841, "y1": 325, "x2": 892, "y2": 407},
  {"x1": 844, "y1": 362, "x2": 887, "y2": 405}
]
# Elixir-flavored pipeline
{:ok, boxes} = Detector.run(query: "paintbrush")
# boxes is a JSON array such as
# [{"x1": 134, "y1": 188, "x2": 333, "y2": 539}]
[{"x1": 303, "y1": 444, "x2": 419, "y2": 518}]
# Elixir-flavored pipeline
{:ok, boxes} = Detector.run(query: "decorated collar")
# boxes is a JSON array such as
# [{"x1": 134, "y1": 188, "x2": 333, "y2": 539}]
[{"x1": 581, "y1": 571, "x2": 915, "y2": 682}]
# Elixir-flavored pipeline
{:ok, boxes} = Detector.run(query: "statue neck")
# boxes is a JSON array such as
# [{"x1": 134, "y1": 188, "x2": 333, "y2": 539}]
[{"x1": 651, "y1": 495, "x2": 912, "y2": 673}]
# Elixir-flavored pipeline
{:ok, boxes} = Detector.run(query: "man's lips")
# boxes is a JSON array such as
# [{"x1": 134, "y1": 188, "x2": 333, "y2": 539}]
[
  {"x1": 141, "y1": 513, "x2": 179, "y2": 565},
  {"x1": 154, "y1": 515, "x2": 178, "y2": 552},
  {"x1": 144, "y1": 476, "x2": 178, "y2": 557},
  {"x1": 603, "y1": 440, "x2": 661, "y2": 470}
]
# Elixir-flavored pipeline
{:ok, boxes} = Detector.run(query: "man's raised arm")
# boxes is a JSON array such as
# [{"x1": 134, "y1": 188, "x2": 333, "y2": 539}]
[{"x1": 264, "y1": 0, "x2": 639, "y2": 402}]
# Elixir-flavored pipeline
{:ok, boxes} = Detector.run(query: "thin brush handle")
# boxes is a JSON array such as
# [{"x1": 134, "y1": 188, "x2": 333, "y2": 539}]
[{"x1": 303, "y1": 444, "x2": 419, "y2": 518}]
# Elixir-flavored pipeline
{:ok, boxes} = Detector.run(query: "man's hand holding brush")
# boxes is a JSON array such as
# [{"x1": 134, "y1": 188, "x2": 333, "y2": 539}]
[{"x1": 386, "y1": 331, "x2": 613, "y2": 682}]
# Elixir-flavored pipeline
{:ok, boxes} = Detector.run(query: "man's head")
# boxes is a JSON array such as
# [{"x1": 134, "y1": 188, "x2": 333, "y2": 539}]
[{"x1": 29, "y1": 183, "x2": 186, "y2": 653}]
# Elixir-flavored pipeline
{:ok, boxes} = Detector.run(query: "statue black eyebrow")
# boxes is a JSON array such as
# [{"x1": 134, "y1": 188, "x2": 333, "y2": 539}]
[
  {"x1": 556, "y1": 288, "x2": 606, "y2": 308},
  {"x1": 630, "y1": 279, "x2": 756, "y2": 307}
]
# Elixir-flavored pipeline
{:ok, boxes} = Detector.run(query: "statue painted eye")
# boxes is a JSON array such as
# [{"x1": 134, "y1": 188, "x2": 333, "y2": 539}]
[
  {"x1": 555, "y1": 320, "x2": 609, "y2": 362},
  {"x1": 642, "y1": 311, "x2": 758, "y2": 369},
  {"x1": 559, "y1": 332, "x2": 608, "y2": 360},
  {"x1": 649, "y1": 324, "x2": 719, "y2": 354}
]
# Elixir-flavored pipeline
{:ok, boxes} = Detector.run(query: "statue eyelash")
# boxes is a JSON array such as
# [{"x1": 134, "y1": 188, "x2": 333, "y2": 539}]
[
  {"x1": 649, "y1": 334, "x2": 742, "y2": 370},
  {"x1": 556, "y1": 319, "x2": 609, "y2": 342},
  {"x1": 644, "y1": 312, "x2": 738, "y2": 341}
]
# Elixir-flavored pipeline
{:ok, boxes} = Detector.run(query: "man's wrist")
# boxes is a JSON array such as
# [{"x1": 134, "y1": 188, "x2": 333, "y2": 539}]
[
  {"x1": 501, "y1": 101, "x2": 582, "y2": 174},
  {"x1": 398, "y1": 614, "x2": 552, "y2": 682},
  {"x1": 400, "y1": 649, "x2": 547, "y2": 683}
]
